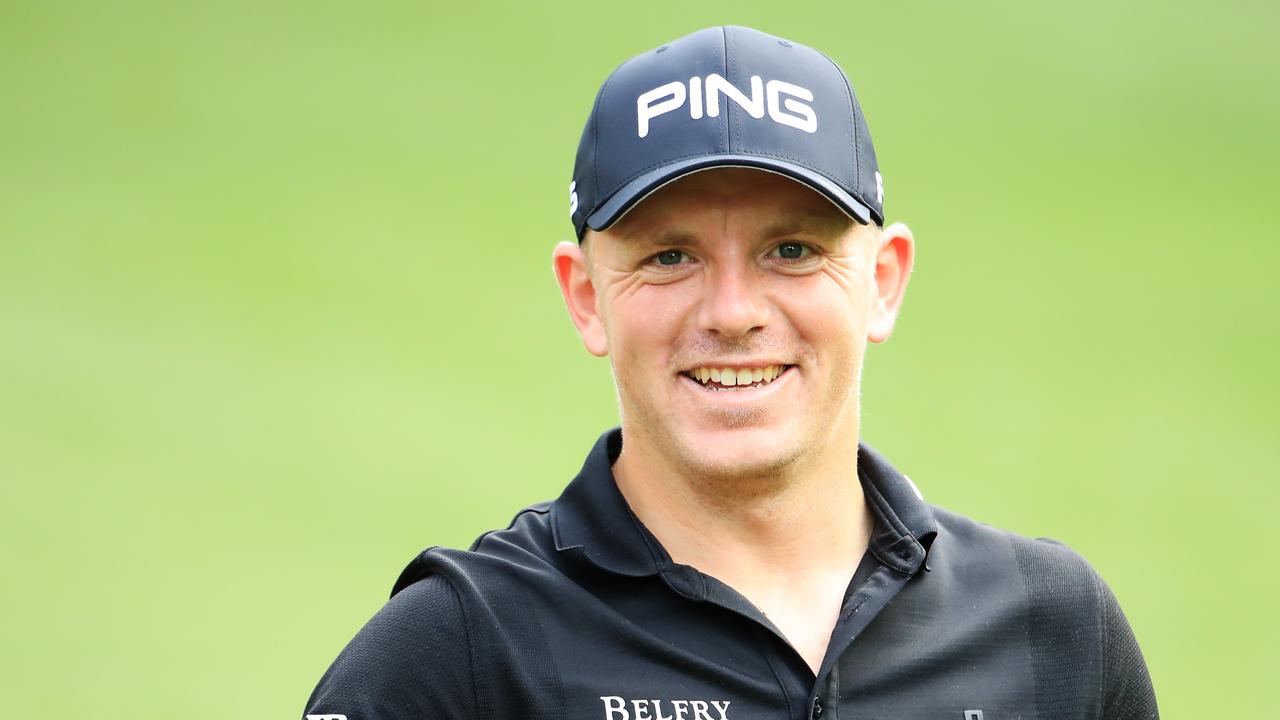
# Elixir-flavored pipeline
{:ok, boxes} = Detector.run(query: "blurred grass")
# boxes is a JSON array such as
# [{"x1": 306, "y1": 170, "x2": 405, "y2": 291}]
[{"x1": 1, "y1": 0, "x2": 1276, "y2": 716}]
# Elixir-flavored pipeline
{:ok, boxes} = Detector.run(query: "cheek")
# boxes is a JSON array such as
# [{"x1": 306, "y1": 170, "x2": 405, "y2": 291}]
[
  {"x1": 801, "y1": 311, "x2": 868, "y2": 357},
  {"x1": 773, "y1": 283, "x2": 875, "y2": 384},
  {"x1": 777, "y1": 275, "x2": 873, "y2": 359},
  {"x1": 604, "y1": 286, "x2": 693, "y2": 371}
]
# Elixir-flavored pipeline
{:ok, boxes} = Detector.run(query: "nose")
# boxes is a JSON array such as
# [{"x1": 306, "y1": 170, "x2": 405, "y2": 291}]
[{"x1": 696, "y1": 260, "x2": 768, "y2": 338}]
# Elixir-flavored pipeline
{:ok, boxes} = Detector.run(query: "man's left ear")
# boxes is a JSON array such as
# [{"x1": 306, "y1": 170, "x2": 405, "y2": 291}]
[{"x1": 867, "y1": 222, "x2": 915, "y2": 343}]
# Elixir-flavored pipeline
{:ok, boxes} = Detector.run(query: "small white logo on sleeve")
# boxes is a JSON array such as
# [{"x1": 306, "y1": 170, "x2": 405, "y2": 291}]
[
  {"x1": 964, "y1": 711, "x2": 985, "y2": 720},
  {"x1": 306, "y1": 714, "x2": 347, "y2": 720}
]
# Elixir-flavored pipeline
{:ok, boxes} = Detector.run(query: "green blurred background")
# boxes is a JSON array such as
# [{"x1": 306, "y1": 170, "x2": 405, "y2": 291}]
[{"x1": 2, "y1": 0, "x2": 1276, "y2": 715}]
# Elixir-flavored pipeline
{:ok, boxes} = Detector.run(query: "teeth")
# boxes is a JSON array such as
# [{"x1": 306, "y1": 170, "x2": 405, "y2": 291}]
[{"x1": 687, "y1": 364, "x2": 788, "y2": 387}]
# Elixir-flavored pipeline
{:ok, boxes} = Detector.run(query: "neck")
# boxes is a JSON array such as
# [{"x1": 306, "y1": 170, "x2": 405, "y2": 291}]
[
  {"x1": 613, "y1": 420, "x2": 874, "y2": 673},
  {"x1": 612, "y1": 424, "x2": 872, "y2": 584}
]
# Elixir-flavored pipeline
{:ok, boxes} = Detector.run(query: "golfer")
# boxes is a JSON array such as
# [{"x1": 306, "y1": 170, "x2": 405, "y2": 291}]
[{"x1": 303, "y1": 25, "x2": 1158, "y2": 720}]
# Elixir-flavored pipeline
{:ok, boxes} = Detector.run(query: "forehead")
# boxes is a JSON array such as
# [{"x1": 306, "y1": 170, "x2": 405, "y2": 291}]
[{"x1": 602, "y1": 167, "x2": 855, "y2": 243}]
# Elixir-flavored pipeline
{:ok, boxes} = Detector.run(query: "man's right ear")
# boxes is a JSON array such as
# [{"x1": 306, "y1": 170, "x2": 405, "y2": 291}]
[{"x1": 552, "y1": 241, "x2": 608, "y2": 357}]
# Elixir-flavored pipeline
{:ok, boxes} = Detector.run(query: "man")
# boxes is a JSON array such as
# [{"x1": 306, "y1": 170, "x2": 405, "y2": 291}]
[{"x1": 303, "y1": 26, "x2": 1158, "y2": 720}]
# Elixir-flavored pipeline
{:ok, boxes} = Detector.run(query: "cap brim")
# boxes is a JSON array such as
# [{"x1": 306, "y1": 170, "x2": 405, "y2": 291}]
[{"x1": 585, "y1": 154, "x2": 878, "y2": 235}]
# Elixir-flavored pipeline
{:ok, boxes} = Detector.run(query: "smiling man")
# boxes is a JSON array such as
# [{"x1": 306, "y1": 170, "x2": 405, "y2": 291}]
[
  {"x1": 555, "y1": 166, "x2": 899, "y2": 675},
  {"x1": 303, "y1": 26, "x2": 1158, "y2": 720}
]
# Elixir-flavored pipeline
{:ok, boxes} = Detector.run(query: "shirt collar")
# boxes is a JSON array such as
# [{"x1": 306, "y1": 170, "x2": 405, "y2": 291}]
[
  {"x1": 551, "y1": 427, "x2": 937, "y2": 577},
  {"x1": 857, "y1": 442, "x2": 938, "y2": 575},
  {"x1": 551, "y1": 428, "x2": 663, "y2": 576}
]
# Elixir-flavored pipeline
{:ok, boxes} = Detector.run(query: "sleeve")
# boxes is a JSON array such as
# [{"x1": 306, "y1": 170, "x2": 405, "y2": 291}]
[
  {"x1": 1014, "y1": 536, "x2": 1159, "y2": 720},
  {"x1": 1096, "y1": 576, "x2": 1159, "y2": 720},
  {"x1": 301, "y1": 574, "x2": 477, "y2": 720}
]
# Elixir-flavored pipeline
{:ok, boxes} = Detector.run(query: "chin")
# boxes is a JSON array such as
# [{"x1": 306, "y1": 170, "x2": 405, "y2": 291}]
[{"x1": 668, "y1": 423, "x2": 806, "y2": 482}]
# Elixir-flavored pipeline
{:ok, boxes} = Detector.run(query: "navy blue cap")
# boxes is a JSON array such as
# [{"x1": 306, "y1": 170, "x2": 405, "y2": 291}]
[{"x1": 569, "y1": 26, "x2": 885, "y2": 241}]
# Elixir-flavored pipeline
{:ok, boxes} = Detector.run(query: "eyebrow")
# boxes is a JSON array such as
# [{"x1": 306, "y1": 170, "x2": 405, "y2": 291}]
[
  {"x1": 606, "y1": 223, "x2": 697, "y2": 250},
  {"x1": 620, "y1": 213, "x2": 850, "y2": 246},
  {"x1": 758, "y1": 210, "x2": 853, "y2": 239}
]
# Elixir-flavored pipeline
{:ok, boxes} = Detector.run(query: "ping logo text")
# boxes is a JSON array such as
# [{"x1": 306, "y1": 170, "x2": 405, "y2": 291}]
[{"x1": 636, "y1": 75, "x2": 817, "y2": 138}]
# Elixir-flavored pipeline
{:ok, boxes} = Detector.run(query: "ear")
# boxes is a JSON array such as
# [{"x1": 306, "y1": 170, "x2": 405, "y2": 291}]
[
  {"x1": 552, "y1": 240, "x2": 608, "y2": 357},
  {"x1": 867, "y1": 222, "x2": 915, "y2": 344}
]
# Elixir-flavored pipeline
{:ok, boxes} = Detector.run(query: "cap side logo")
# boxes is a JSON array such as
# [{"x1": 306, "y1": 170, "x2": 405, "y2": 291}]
[
  {"x1": 568, "y1": 181, "x2": 579, "y2": 217},
  {"x1": 637, "y1": 74, "x2": 817, "y2": 138}
]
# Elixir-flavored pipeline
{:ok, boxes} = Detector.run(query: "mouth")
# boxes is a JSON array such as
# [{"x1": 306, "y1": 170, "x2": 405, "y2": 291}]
[{"x1": 679, "y1": 364, "x2": 795, "y2": 391}]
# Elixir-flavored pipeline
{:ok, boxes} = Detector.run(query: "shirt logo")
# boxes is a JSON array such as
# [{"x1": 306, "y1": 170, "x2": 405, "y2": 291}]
[
  {"x1": 601, "y1": 696, "x2": 731, "y2": 720},
  {"x1": 636, "y1": 75, "x2": 817, "y2": 138},
  {"x1": 964, "y1": 711, "x2": 985, "y2": 720}
]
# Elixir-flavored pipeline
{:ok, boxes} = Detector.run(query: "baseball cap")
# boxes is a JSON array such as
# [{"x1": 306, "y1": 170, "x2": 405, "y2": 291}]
[{"x1": 569, "y1": 25, "x2": 885, "y2": 241}]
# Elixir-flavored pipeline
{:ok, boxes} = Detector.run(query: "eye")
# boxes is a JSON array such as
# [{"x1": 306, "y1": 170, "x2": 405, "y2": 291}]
[
  {"x1": 653, "y1": 249, "x2": 690, "y2": 266},
  {"x1": 770, "y1": 242, "x2": 812, "y2": 261}
]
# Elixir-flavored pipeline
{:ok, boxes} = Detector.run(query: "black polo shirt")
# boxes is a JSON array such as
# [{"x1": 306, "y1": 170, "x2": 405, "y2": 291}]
[{"x1": 303, "y1": 429, "x2": 1158, "y2": 720}]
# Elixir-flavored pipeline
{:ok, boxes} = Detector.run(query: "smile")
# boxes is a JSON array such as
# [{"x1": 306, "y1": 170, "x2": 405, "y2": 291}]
[{"x1": 681, "y1": 365, "x2": 793, "y2": 391}]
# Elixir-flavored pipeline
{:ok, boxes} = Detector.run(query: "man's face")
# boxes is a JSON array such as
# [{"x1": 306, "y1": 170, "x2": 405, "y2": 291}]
[{"x1": 558, "y1": 168, "x2": 908, "y2": 481}]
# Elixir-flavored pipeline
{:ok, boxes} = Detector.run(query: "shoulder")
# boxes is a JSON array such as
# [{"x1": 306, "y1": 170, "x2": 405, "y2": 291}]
[
  {"x1": 391, "y1": 501, "x2": 559, "y2": 597},
  {"x1": 926, "y1": 505, "x2": 1158, "y2": 718},
  {"x1": 302, "y1": 574, "x2": 477, "y2": 719},
  {"x1": 928, "y1": 504, "x2": 1109, "y2": 640},
  {"x1": 303, "y1": 502, "x2": 561, "y2": 720},
  {"x1": 929, "y1": 503, "x2": 1103, "y2": 599}
]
